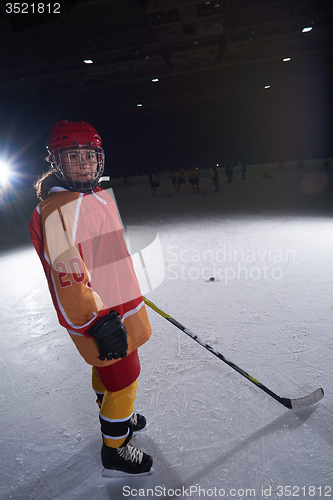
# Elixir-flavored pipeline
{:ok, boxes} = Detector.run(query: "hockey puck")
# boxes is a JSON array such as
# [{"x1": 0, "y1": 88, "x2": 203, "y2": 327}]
[{"x1": 209, "y1": 277, "x2": 215, "y2": 281}]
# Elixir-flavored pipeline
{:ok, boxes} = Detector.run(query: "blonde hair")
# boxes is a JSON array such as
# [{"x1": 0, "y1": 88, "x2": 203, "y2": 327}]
[{"x1": 34, "y1": 160, "x2": 67, "y2": 201}]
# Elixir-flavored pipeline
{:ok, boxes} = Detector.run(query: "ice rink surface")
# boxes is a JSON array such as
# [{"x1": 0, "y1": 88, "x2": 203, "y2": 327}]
[{"x1": 0, "y1": 163, "x2": 332, "y2": 499}]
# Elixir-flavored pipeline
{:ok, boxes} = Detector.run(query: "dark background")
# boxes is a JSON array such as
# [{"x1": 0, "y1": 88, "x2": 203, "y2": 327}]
[{"x1": 0, "y1": 0, "x2": 332, "y2": 184}]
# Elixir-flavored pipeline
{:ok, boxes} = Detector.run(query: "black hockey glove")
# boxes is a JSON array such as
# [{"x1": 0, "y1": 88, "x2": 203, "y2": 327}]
[{"x1": 89, "y1": 310, "x2": 128, "y2": 361}]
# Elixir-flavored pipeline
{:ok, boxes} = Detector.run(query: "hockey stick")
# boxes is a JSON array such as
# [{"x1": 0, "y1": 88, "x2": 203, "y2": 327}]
[
  {"x1": 203, "y1": 182, "x2": 213, "y2": 196},
  {"x1": 143, "y1": 296, "x2": 324, "y2": 410},
  {"x1": 158, "y1": 185, "x2": 171, "y2": 197}
]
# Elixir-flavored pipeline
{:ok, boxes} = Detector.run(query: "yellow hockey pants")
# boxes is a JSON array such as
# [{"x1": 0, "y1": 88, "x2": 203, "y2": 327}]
[{"x1": 92, "y1": 366, "x2": 137, "y2": 448}]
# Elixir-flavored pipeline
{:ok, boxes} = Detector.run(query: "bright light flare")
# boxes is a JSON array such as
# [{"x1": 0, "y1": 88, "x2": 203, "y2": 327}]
[{"x1": 0, "y1": 160, "x2": 10, "y2": 187}]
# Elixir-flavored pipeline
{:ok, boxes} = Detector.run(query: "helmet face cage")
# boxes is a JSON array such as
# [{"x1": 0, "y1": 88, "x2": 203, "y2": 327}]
[{"x1": 51, "y1": 142, "x2": 105, "y2": 193}]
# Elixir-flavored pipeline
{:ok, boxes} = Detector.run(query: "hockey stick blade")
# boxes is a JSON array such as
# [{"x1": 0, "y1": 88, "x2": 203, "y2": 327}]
[
  {"x1": 288, "y1": 388, "x2": 324, "y2": 410},
  {"x1": 102, "y1": 468, "x2": 154, "y2": 479},
  {"x1": 143, "y1": 296, "x2": 324, "y2": 410}
]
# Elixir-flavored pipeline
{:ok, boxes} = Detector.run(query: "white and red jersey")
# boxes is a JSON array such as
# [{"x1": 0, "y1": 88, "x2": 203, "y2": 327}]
[{"x1": 29, "y1": 186, "x2": 151, "y2": 366}]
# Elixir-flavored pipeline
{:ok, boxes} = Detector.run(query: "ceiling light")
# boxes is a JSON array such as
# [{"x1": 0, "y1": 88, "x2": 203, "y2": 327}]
[
  {"x1": 283, "y1": 57, "x2": 291, "y2": 62},
  {"x1": 152, "y1": 78, "x2": 159, "y2": 82},
  {"x1": 84, "y1": 59, "x2": 93, "y2": 64},
  {"x1": 302, "y1": 27, "x2": 312, "y2": 33},
  {"x1": 264, "y1": 85, "x2": 270, "y2": 89},
  {"x1": 137, "y1": 103, "x2": 143, "y2": 107}
]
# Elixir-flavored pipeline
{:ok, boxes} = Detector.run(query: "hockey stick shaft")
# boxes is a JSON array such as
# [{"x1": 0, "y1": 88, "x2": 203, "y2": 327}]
[
  {"x1": 158, "y1": 185, "x2": 171, "y2": 197},
  {"x1": 203, "y1": 182, "x2": 213, "y2": 195},
  {"x1": 143, "y1": 296, "x2": 324, "y2": 410}
]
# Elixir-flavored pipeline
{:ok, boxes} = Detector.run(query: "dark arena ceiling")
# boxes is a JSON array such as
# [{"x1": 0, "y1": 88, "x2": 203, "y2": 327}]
[{"x1": 1, "y1": 0, "x2": 333, "y2": 172}]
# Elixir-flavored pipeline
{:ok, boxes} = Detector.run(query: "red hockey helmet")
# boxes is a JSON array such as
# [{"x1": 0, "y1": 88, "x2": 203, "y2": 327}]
[{"x1": 46, "y1": 120, "x2": 105, "y2": 192}]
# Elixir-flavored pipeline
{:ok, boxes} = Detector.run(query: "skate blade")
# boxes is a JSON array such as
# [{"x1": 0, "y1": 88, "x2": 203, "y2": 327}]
[
  {"x1": 102, "y1": 467, "x2": 154, "y2": 479},
  {"x1": 133, "y1": 425, "x2": 147, "y2": 434}
]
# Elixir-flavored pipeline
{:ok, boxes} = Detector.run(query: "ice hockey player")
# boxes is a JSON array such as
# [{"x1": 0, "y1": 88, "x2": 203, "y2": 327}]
[
  {"x1": 241, "y1": 161, "x2": 247, "y2": 180},
  {"x1": 212, "y1": 164, "x2": 219, "y2": 191},
  {"x1": 175, "y1": 169, "x2": 186, "y2": 192},
  {"x1": 29, "y1": 120, "x2": 153, "y2": 477},
  {"x1": 322, "y1": 158, "x2": 330, "y2": 171},
  {"x1": 151, "y1": 171, "x2": 160, "y2": 196},
  {"x1": 225, "y1": 164, "x2": 233, "y2": 183},
  {"x1": 188, "y1": 166, "x2": 200, "y2": 194}
]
